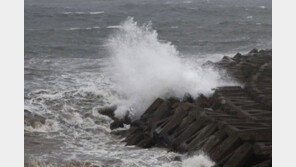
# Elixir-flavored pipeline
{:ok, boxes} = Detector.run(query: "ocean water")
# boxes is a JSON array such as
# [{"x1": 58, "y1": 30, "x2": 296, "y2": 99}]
[{"x1": 24, "y1": 0, "x2": 271, "y2": 166}]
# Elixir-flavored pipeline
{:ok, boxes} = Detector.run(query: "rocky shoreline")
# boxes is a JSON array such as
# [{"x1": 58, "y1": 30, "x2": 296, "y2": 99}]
[{"x1": 103, "y1": 49, "x2": 272, "y2": 167}]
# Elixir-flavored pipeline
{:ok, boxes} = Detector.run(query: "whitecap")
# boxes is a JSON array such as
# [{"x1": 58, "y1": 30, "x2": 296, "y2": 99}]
[
  {"x1": 24, "y1": 119, "x2": 60, "y2": 133},
  {"x1": 63, "y1": 11, "x2": 104, "y2": 15},
  {"x1": 69, "y1": 27, "x2": 82, "y2": 30},
  {"x1": 89, "y1": 11, "x2": 104, "y2": 15},
  {"x1": 63, "y1": 11, "x2": 72, "y2": 15},
  {"x1": 66, "y1": 27, "x2": 100, "y2": 31},
  {"x1": 107, "y1": 25, "x2": 122, "y2": 29},
  {"x1": 184, "y1": 1, "x2": 192, "y2": 4},
  {"x1": 182, "y1": 153, "x2": 215, "y2": 167},
  {"x1": 246, "y1": 16, "x2": 253, "y2": 19}
]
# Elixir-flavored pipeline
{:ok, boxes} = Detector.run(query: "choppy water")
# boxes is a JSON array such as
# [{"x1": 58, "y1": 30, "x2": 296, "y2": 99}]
[{"x1": 25, "y1": 0, "x2": 271, "y2": 166}]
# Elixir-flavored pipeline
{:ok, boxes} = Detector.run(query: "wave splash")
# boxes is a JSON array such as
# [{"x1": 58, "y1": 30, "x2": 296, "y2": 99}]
[
  {"x1": 182, "y1": 153, "x2": 215, "y2": 167},
  {"x1": 106, "y1": 17, "x2": 238, "y2": 119}
]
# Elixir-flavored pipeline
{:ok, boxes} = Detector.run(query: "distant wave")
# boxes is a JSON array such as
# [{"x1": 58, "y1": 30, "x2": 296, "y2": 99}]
[
  {"x1": 89, "y1": 11, "x2": 105, "y2": 15},
  {"x1": 217, "y1": 20, "x2": 271, "y2": 27},
  {"x1": 67, "y1": 26, "x2": 100, "y2": 31},
  {"x1": 62, "y1": 11, "x2": 104, "y2": 15},
  {"x1": 106, "y1": 25, "x2": 121, "y2": 29},
  {"x1": 25, "y1": 27, "x2": 100, "y2": 31},
  {"x1": 170, "y1": 26, "x2": 179, "y2": 29},
  {"x1": 246, "y1": 16, "x2": 253, "y2": 20},
  {"x1": 183, "y1": 1, "x2": 192, "y2": 4}
]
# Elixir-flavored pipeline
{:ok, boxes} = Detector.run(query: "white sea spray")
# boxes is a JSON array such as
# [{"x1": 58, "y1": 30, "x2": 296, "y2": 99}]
[{"x1": 106, "y1": 17, "x2": 238, "y2": 119}]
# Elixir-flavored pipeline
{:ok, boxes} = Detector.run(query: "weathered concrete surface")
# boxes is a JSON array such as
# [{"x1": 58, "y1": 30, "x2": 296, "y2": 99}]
[{"x1": 114, "y1": 49, "x2": 272, "y2": 167}]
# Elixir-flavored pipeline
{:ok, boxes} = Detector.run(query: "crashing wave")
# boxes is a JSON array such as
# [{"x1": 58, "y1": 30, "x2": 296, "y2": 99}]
[{"x1": 106, "y1": 17, "x2": 238, "y2": 119}]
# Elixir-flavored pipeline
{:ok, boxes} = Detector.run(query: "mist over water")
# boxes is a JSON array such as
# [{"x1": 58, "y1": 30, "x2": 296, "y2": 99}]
[{"x1": 107, "y1": 17, "x2": 238, "y2": 119}]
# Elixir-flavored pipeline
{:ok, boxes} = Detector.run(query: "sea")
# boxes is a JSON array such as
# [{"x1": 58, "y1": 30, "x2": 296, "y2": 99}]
[{"x1": 24, "y1": 0, "x2": 271, "y2": 166}]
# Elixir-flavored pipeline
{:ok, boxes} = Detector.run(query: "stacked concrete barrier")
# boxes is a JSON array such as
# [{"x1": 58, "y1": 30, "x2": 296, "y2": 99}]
[{"x1": 116, "y1": 49, "x2": 272, "y2": 167}]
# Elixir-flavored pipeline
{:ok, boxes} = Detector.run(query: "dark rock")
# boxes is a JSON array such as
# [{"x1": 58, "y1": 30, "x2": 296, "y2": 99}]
[
  {"x1": 221, "y1": 56, "x2": 234, "y2": 64},
  {"x1": 249, "y1": 48, "x2": 259, "y2": 54},
  {"x1": 234, "y1": 52, "x2": 242, "y2": 58},
  {"x1": 173, "y1": 156, "x2": 182, "y2": 161},
  {"x1": 126, "y1": 133, "x2": 144, "y2": 146},
  {"x1": 110, "y1": 118, "x2": 124, "y2": 130},
  {"x1": 195, "y1": 94, "x2": 209, "y2": 108},
  {"x1": 158, "y1": 104, "x2": 191, "y2": 135},
  {"x1": 233, "y1": 53, "x2": 243, "y2": 63},
  {"x1": 210, "y1": 136, "x2": 241, "y2": 162},
  {"x1": 250, "y1": 159, "x2": 271, "y2": 167},
  {"x1": 140, "y1": 98, "x2": 165, "y2": 121},
  {"x1": 223, "y1": 143, "x2": 253, "y2": 167},
  {"x1": 136, "y1": 137, "x2": 155, "y2": 148},
  {"x1": 98, "y1": 105, "x2": 117, "y2": 119},
  {"x1": 123, "y1": 113, "x2": 132, "y2": 124},
  {"x1": 110, "y1": 129, "x2": 128, "y2": 136},
  {"x1": 202, "y1": 130, "x2": 227, "y2": 153},
  {"x1": 149, "y1": 101, "x2": 172, "y2": 123},
  {"x1": 183, "y1": 123, "x2": 218, "y2": 152},
  {"x1": 259, "y1": 49, "x2": 272, "y2": 55},
  {"x1": 172, "y1": 120, "x2": 206, "y2": 148},
  {"x1": 131, "y1": 120, "x2": 145, "y2": 128},
  {"x1": 167, "y1": 96, "x2": 180, "y2": 105},
  {"x1": 182, "y1": 93, "x2": 194, "y2": 103},
  {"x1": 174, "y1": 102, "x2": 196, "y2": 115},
  {"x1": 203, "y1": 60, "x2": 215, "y2": 67},
  {"x1": 97, "y1": 105, "x2": 131, "y2": 130}
]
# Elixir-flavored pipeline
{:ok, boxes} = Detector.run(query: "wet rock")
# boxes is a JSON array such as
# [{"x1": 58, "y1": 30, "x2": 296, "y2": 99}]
[
  {"x1": 167, "y1": 96, "x2": 180, "y2": 105},
  {"x1": 202, "y1": 130, "x2": 227, "y2": 153},
  {"x1": 148, "y1": 101, "x2": 172, "y2": 124},
  {"x1": 110, "y1": 129, "x2": 128, "y2": 136},
  {"x1": 195, "y1": 94, "x2": 209, "y2": 108},
  {"x1": 211, "y1": 136, "x2": 241, "y2": 162},
  {"x1": 136, "y1": 137, "x2": 155, "y2": 148},
  {"x1": 223, "y1": 143, "x2": 253, "y2": 167},
  {"x1": 97, "y1": 105, "x2": 131, "y2": 130},
  {"x1": 172, "y1": 120, "x2": 207, "y2": 148},
  {"x1": 221, "y1": 56, "x2": 235, "y2": 64},
  {"x1": 259, "y1": 49, "x2": 272, "y2": 55},
  {"x1": 234, "y1": 52, "x2": 242, "y2": 58},
  {"x1": 140, "y1": 98, "x2": 165, "y2": 121},
  {"x1": 110, "y1": 118, "x2": 124, "y2": 130},
  {"x1": 158, "y1": 104, "x2": 192, "y2": 136},
  {"x1": 122, "y1": 113, "x2": 132, "y2": 124},
  {"x1": 98, "y1": 105, "x2": 117, "y2": 120},
  {"x1": 183, "y1": 123, "x2": 218, "y2": 152},
  {"x1": 173, "y1": 156, "x2": 182, "y2": 161},
  {"x1": 126, "y1": 133, "x2": 145, "y2": 146},
  {"x1": 182, "y1": 93, "x2": 194, "y2": 103},
  {"x1": 203, "y1": 60, "x2": 215, "y2": 67},
  {"x1": 249, "y1": 48, "x2": 259, "y2": 54}
]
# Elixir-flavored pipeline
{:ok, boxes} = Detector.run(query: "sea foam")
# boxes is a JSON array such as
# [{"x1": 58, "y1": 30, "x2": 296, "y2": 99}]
[
  {"x1": 182, "y1": 153, "x2": 215, "y2": 167},
  {"x1": 106, "y1": 17, "x2": 238, "y2": 119}
]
